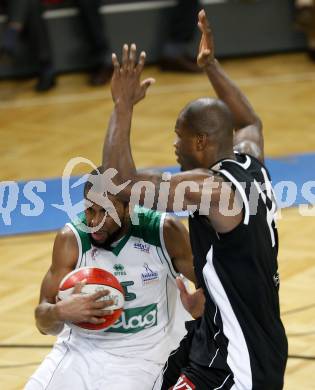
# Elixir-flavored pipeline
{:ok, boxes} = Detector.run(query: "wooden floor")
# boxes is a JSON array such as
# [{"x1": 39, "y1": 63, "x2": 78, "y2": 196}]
[{"x1": 0, "y1": 52, "x2": 315, "y2": 389}]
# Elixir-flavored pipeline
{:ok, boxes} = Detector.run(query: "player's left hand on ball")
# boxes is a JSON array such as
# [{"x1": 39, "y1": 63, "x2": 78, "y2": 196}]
[{"x1": 111, "y1": 43, "x2": 155, "y2": 105}]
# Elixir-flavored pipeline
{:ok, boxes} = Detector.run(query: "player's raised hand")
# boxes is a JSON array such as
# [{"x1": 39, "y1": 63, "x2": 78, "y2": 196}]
[
  {"x1": 197, "y1": 9, "x2": 215, "y2": 68},
  {"x1": 111, "y1": 43, "x2": 155, "y2": 106}
]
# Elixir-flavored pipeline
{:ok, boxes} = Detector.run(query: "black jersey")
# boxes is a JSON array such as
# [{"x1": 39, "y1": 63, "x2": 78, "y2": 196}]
[{"x1": 188, "y1": 153, "x2": 288, "y2": 390}]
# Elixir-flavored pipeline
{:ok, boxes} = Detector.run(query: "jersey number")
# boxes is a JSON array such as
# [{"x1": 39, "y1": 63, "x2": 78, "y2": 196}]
[{"x1": 120, "y1": 281, "x2": 137, "y2": 301}]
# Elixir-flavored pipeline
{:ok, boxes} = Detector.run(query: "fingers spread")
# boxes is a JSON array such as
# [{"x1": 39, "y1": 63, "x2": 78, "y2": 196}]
[
  {"x1": 93, "y1": 299, "x2": 114, "y2": 309},
  {"x1": 199, "y1": 9, "x2": 208, "y2": 29},
  {"x1": 122, "y1": 44, "x2": 129, "y2": 71},
  {"x1": 91, "y1": 289, "x2": 110, "y2": 301},
  {"x1": 198, "y1": 9, "x2": 211, "y2": 36},
  {"x1": 141, "y1": 78, "x2": 155, "y2": 93},
  {"x1": 198, "y1": 9, "x2": 206, "y2": 21},
  {"x1": 91, "y1": 309, "x2": 114, "y2": 317},
  {"x1": 87, "y1": 310, "x2": 115, "y2": 324},
  {"x1": 89, "y1": 316, "x2": 106, "y2": 325},
  {"x1": 141, "y1": 78, "x2": 155, "y2": 86},
  {"x1": 112, "y1": 53, "x2": 120, "y2": 75},
  {"x1": 136, "y1": 51, "x2": 146, "y2": 74},
  {"x1": 73, "y1": 279, "x2": 86, "y2": 294},
  {"x1": 102, "y1": 310, "x2": 114, "y2": 316},
  {"x1": 201, "y1": 50, "x2": 211, "y2": 58},
  {"x1": 129, "y1": 43, "x2": 137, "y2": 71}
]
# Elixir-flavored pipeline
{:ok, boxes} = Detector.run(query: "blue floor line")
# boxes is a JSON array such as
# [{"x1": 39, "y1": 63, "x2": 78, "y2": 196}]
[{"x1": 1, "y1": 153, "x2": 314, "y2": 236}]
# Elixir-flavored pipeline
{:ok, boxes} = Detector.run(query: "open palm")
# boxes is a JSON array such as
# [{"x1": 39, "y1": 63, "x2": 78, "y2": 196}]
[
  {"x1": 197, "y1": 9, "x2": 215, "y2": 68},
  {"x1": 111, "y1": 44, "x2": 155, "y2": 106}
]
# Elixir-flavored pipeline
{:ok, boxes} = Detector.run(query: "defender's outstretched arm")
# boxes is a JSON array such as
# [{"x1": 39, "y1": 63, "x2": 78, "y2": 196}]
[{"x1": 197, "y1": 9, "x2": 264, "y2": 162}]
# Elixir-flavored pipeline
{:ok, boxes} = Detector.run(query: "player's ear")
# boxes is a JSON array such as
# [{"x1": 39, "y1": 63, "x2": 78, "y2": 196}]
[{"x1": 196, "y1": 133, "x2": 208, "y2": 151}]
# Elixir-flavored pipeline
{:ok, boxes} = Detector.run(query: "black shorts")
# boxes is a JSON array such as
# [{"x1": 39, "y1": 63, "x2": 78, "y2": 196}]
[{"x1": 161, "y1": 321, "x2": 234, "y2": 390}]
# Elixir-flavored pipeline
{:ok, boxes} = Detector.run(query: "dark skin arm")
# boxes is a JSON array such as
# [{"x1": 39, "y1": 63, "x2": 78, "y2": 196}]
[
  {"x1": 163, "y1": 216, "x2": 205, "y2": 318},
  {"x1": 102, "y1": 48, "x2": 154, "y2": 169},
  {"x1": 102, "y1": 47, "x2": 241, "y2": 232},
  {"x1": 101, "y1": 11, "x2": 262, "y2": 317},
  {"x1": 163, "y1": 216, "x2": 196, "y2": 283},
  {"x1": 102, "y1": 9, "x2": 256, "y2": 232},
  {"x1": 35, "y1": 226, "x2": 113, "y2": 335},
  {"x1": 197, "y1": 9, "x2": 264, "y2": 162}
]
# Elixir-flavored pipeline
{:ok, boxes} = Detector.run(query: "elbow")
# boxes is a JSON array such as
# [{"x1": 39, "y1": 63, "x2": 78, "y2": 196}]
[
  {"x1": 35, "y1": 314, "x2": 49, "y2": 335},
  {"x1": 34, "y1": 306, "x2": 47, "y2": 335},
  {"x1": 254, "y1": 117, "x2": 263, "y2": 133},
  {"x1": 34, "y1": 304, "x2": 60, "y2": 336},
  {"x1": 35, "y1": 319, "x2": 63, "y2": 336},
  {"x1": 254, "y1": 117, "x2": 264, "y2": 149},
  {"x1": 36, "y1": 324, "x2": 48, "y2": 336},
  {"x1": 235, "y1": 111, "x2": 262, "y2": 131},
  {"x1": 240, "y1": 116, "x2": 262, "y2": 131},
  {"x1": 34, "y1": 305, "x2": 41, "y2": 323}
]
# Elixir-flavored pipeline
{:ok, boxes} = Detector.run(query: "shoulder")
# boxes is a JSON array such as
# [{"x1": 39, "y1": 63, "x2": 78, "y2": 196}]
[
  {"x1": 233, "y1": 141, "x2": 263, "y2": 162},
  {"x1": 52, "y1": 225, "x2": 78, "y2": 266},
  {"x1": 162, "y1": 216, "x2": 194, "y2": 280},
  {"x1": 130, "y1": 206, "x2": 163, "y2": 247},
  {"x1": 235, "y1": 152, "x2": 271, "y2": 182},
  {"x1": 163, "y1": 215, "x2": 188, "y2": 238},
  {"x1": 54, "y1": 225, "x2": 77, "y2": 244},
  {"x1": 134, "y1": 206, "x2": 162, "y2": 223},
  {"x1": 163, "y1": 216, "x2": 190, "y2": 253}
]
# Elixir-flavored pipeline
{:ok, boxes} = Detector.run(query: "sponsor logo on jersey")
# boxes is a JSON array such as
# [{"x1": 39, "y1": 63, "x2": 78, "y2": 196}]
[
  {"x1": 106, "y1": 303, "x2": 157, "y2": 333},
  {"x1": 113, "y1": 263, "x2": 127, "y2": 276},
  {"x1": 134, "y1": 241, "x2": 150, "y2": 253},
  {"x1": 141, "y1": 263, "x2": 159, "y2": 285}
]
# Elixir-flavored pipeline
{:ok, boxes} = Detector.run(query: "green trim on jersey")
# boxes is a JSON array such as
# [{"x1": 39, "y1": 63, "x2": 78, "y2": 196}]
[
  {"x1": 69, "y1": 207, "x2": 162, "y2": 257},
  {"x1": 71, "y1": 213, "x2": 91, "y2": 255},
  {"x1": 157, "y1": 247, "x2": 177, "y2": 279},
  {"x1": 111, "y1": 231, "x2": 132, "y2": 256},
  {"x1": 112, "y1": 207, "x2": 162, "y2": 256},
  {"x1": 130, "y1": 207, "x2": 162, "y2": 246}
]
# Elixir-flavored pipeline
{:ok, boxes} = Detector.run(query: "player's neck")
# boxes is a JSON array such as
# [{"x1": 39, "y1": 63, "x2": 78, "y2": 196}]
[
  {"x1": 202, "y1": 147, "x2": 235, "y2": 169},
  {"x1": 214, "y1": 149, "x2": 235, "y2": 164}
]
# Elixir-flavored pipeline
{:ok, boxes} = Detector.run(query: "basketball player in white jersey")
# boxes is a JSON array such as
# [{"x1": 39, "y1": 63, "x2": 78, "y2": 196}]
[{"x1": 25, "y1": 168, "x2": 203, "y2": 390}]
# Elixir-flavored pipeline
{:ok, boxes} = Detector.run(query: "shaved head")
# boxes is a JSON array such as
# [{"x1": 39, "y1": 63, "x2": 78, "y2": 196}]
[{"x1": 179, "y1": 98, "x2": 234, "y2": 141}]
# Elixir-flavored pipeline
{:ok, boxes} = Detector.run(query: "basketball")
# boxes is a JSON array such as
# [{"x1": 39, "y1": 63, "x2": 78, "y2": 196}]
[{"x1": 58, "y1": 267, "x2": 125, "y2": 332}]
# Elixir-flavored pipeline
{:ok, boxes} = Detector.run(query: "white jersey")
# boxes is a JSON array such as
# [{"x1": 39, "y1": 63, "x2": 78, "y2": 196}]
[{"x1": 62, "y1": 207, "x2": 182, "y2": 364}]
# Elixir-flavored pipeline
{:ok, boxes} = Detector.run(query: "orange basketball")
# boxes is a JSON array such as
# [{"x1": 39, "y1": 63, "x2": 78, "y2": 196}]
[{"x1": 58, "y1": 267, "x2": 124, "y2": 333}]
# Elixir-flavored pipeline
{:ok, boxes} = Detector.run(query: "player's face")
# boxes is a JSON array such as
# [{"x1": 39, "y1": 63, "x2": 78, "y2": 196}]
[
  {"x1": 84, "y1": 193, "x2": 127, "y2": 247},
  {"x1": 174, "y1": 118, "x2": 200, "y2": 171}
]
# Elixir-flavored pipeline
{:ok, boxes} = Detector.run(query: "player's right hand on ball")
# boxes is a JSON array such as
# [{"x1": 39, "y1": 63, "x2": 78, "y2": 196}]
[{"x1": 56, "y1": 280, "x2": 114, "y2": 325}]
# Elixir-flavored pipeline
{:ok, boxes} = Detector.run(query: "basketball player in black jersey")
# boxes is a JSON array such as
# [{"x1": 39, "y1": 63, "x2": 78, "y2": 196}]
[{"x1": 102, "y1": 9, "x2": 288, "y2": 390}]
